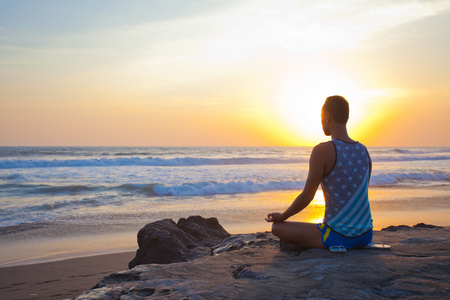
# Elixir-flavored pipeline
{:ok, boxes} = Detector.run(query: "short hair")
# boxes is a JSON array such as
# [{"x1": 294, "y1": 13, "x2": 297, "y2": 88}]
[{"x1": 322, "y1": 95, "x2": 349, "y2": 124}]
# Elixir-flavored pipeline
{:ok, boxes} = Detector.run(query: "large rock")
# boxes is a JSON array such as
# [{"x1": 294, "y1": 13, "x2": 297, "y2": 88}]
[
  {"x1": 75, "y1": 224, "x2": 450, "y2": 299},
  {"x1": 128, "y1": 216, "x2": 230, "y2": 269}
]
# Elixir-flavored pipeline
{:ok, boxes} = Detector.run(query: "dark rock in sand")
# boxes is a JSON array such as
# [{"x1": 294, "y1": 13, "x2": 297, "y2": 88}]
[
  {"x1": 381, "y1": 222, "x2": 444, "y2": 231},
  {"x1": 128, "y1": 216, "x2": 230, "y2": 269},
  {"x1": 413, "y1": 222, "x2": 444, "y2": 229},
  {"x1": 382, "y1": 224, "x2": 412, "y2": 231}
]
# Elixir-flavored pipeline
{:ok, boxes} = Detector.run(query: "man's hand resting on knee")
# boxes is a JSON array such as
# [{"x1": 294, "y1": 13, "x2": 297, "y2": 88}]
[{"x1": 265, "y1": 213, "x2": 284, "y2": 223}]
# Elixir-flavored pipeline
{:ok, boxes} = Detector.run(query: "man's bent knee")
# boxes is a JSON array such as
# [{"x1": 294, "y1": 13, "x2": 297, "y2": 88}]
[{"x1": 271, "y1": 221, "x2": 285, "y2": 238}]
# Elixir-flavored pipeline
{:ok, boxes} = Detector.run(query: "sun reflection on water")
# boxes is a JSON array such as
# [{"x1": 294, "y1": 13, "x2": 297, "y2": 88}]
[
  {"x1": 289, "y1": 190, "x2": 326, "y2": 224},
  {"x1": 310, "y1": 191, "x2": 325, "y2": 206}
]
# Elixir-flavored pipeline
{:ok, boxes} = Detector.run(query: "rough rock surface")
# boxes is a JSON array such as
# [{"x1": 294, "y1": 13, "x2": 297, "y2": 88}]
[
  {"x1": 76, "y1": 223, "x2": 450, "y2": 299},
  {"x1": 381, "y1": 222, "x2": 444, "y2": 231},
  {"x1": 128, "y1": 216, "x2": 231, "y2": 269}
]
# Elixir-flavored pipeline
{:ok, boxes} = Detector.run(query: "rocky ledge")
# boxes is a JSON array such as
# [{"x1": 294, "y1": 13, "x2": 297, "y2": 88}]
[{"x1": 74, "y1": 219, "x2": 449, "y2": 299}]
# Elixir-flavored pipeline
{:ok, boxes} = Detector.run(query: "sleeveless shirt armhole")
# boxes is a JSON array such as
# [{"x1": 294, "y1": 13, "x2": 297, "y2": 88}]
[
  {"x1": 323, "y1": 141, "x2": 337, "y2": 178},
  {"x1": 365, "y1": 146, "x2": 372, "y2": 181}
]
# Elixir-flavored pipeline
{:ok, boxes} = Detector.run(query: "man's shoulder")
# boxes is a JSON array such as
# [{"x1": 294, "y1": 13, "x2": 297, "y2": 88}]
[
  {"x1": 314, "y1": 141, "x2": 335, "y2": 151},
  {"x1": 312, "y1": 141, "x2": 335, "y2": 156}
]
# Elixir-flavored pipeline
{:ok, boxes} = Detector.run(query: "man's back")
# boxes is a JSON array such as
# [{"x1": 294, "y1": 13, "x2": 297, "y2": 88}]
[{"x1": 321, "y1": 139, "x2": 373, "y2": 237}]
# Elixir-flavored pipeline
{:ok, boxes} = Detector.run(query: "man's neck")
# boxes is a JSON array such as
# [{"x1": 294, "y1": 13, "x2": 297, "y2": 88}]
[{"x1": 330, "y1": 125, "x2": 355, "y2": 143}]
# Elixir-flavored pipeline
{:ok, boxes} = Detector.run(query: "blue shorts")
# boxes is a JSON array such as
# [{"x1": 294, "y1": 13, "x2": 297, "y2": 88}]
[{"x1": 317, "y1": 223, "x2": 372, "y2": 249}]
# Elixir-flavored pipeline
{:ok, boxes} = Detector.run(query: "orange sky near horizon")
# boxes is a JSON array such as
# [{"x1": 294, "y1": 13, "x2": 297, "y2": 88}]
[{"x1": 1, "y1": 1, "x2": 449, "y2": 147}]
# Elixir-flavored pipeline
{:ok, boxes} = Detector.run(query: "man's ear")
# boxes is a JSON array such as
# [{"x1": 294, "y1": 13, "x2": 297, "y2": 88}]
[{"x1": 323, "y1": 112, "x2": 331, "y2": 123}]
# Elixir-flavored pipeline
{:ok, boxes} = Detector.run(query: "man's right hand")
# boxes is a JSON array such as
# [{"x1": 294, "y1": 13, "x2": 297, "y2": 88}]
[{"x1": 265, "y1": 213, "x2": 284, "y2": 223}]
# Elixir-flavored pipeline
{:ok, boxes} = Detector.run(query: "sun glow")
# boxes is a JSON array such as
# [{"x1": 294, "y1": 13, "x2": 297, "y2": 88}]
[
  {"x1": 304, "y1": 191, "x2": 326, "y2": 223},
  {"x1": 310, "y1": 191, "x2": 326, "y2": 207},
  {"x1": 274, "y1": 69, "x2": 360, "y2": 145},
  {"x1": 288, "y1": 190, "x2": 326, "y2": 224}
]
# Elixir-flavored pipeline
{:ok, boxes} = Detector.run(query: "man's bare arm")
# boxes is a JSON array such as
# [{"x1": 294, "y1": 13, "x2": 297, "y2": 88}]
[{"x1": 266, "y1": 142, "x2": 333, "y2": 222}]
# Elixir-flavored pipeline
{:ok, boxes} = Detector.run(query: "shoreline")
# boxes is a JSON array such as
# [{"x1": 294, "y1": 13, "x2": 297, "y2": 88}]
[{"x1": 1, "y1": 186, "x2": 450, "y2": 268}]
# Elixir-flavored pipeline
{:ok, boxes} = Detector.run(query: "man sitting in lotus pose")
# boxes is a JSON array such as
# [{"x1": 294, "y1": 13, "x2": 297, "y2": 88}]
[{"x1": 266, "y1": 95, "x2": 373, "y2": 250}]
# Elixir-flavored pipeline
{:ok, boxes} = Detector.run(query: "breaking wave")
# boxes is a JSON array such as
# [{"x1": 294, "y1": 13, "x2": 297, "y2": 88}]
[
  {"x1": 370, "y1": 171, "x2": 450, "y2": 186},
  {"x1": 1, "y1": 153, "x2": 449, "y2": 169},
  {"x1": 0, "y1": 156, "x2": 307, "y2": 169}
]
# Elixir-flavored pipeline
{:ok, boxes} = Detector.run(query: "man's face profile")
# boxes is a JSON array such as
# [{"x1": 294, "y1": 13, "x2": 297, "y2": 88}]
[{"x1": 321, "y1": 108, "x2": 331, "y2": 136}]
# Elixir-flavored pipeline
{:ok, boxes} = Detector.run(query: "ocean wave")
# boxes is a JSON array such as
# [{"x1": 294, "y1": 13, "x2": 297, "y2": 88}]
[
  {"x1": 392, "y1": 148, "x2": 450, "y2": 155},
  {"x1": 371, "y1": 171, "x2": 450, "y2": 186},
  {"x1": 0, "y1": 197, "x2": 109, "y2": 221},
  {"x1": 0, "y1": 183, "x2": 96, "y2": 195},
  {"x1": 393, "y1": 148, "x2": 426, "y2": 155},
  {"x1": 0, "y1": 156, "x2": 307, "y2": 169},
  {"x1": 36, "y1": 198, "x2": 102, "y2": 211},
  {"x1": 1, "y1": 154, "x2": 449, "y2": 169},
  {"x1": 146, "y1": 172, "x2": 449, "y2": 195},
  {"x1": 1, "y1": 179, "x2": 305, "y2": 199},
  {"x1": 113, "y1": 152, "x2": 154, "y2": 156},
  {"x1": 0, "y1": 173, "x2": 27, "y2": 181},
  {"x1": 32, "y1": 185, "x2": 95, "y2": 194},
  {"x1": 152, "y1": 179, "x2": 305, "y2": 196},
  {"x1": 371, "y1": 155, "x2": 450, "y2": 163},
  {"x1": 116, "y1": 184, "x2": 158, "y2": 195},
  {"x1": 1, "y1": 170, "x2": 449, "y2": 231},
  {"x1": 0, "y1": 222, "x2": 55, "y2": 235},
  {"x1": 2, "y1": 168, "x2": 449, "y2": 200}
]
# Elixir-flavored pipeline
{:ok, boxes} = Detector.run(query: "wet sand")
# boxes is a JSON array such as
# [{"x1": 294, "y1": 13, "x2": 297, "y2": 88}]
[{"x1": 0, "y1": 252, "x2": 135, "y2": 300}]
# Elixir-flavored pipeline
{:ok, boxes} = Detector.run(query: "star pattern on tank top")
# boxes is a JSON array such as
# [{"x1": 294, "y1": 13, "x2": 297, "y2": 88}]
[{"x1": 322, "y1": 141, "x2": 370, "y2": 220}]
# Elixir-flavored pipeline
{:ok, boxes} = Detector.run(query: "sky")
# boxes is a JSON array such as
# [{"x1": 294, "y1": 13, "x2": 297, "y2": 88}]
[{"x1": 0, "y1": 0, "x2": 449, "y2": 147}]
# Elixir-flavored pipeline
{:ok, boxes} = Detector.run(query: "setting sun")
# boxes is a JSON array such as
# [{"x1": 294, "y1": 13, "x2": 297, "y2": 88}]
[{"x1": 274, "y1": 69, "x2": 360, "y2": 144}]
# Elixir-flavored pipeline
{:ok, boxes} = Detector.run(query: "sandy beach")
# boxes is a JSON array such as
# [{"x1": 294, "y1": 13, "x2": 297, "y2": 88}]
[{"x1": 0, "y1": 252, "x2": 136, "y2": 300}]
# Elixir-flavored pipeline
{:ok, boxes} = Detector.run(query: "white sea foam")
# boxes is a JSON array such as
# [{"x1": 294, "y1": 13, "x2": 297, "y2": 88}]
[
  {"x1": 370, "y1": 171, "x2": 450, "y2": 186},
  {"x1": 370, "y1": 155, "x2": 450, "y2": 162},
  {"x1": 152, "y1": 179, "x2": 305, "y2": 196},
  {"x1": 0, "y1": 156, "x2": 308, "y2": 169},
  {"x1": 1, "y1": 153, "x2": 449, "y2": 169},
  {"x1": 1, "y1": 169, "x2": 448, "y2": 201}
]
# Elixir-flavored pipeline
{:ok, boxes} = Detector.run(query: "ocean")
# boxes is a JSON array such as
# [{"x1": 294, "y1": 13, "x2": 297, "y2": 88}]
[{"x1": 1, "y1": 146, "x2": 449, "y2": 266}]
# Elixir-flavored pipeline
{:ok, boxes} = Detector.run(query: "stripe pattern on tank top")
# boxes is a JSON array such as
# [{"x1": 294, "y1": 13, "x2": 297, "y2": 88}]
[{"x1": 326, "y1": 167, "x2": 372, "y2": 236}]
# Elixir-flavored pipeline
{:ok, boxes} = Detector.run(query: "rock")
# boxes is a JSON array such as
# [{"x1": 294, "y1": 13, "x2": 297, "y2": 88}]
[
  {"x1": 400, "y1": 237, "x2": 447, "y2": 245},
  {"x1": 413, "y1": 223, "x2": 444, "y2": 229},
  {"x1": 382, "y1": 224, "x2": 412, "y2": 231},
  {"x1": 211, "y1": 231, "x2": 277, "y2": 255},
  {"x1": 382, "y1": 223, "x2": 444, "y2": 231},
  {"x1": 231, "y1": 264, "x2": 272, "y2": 280},
  {"x1": 177, "y1": 216, "x2": 229, "y2": 247},
  {"x1": 75, "y1": 226, "x2": 450, "y2": 299},
  {"x1": 128, "y1": 216, "x2": 230, "y2": 269}
]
